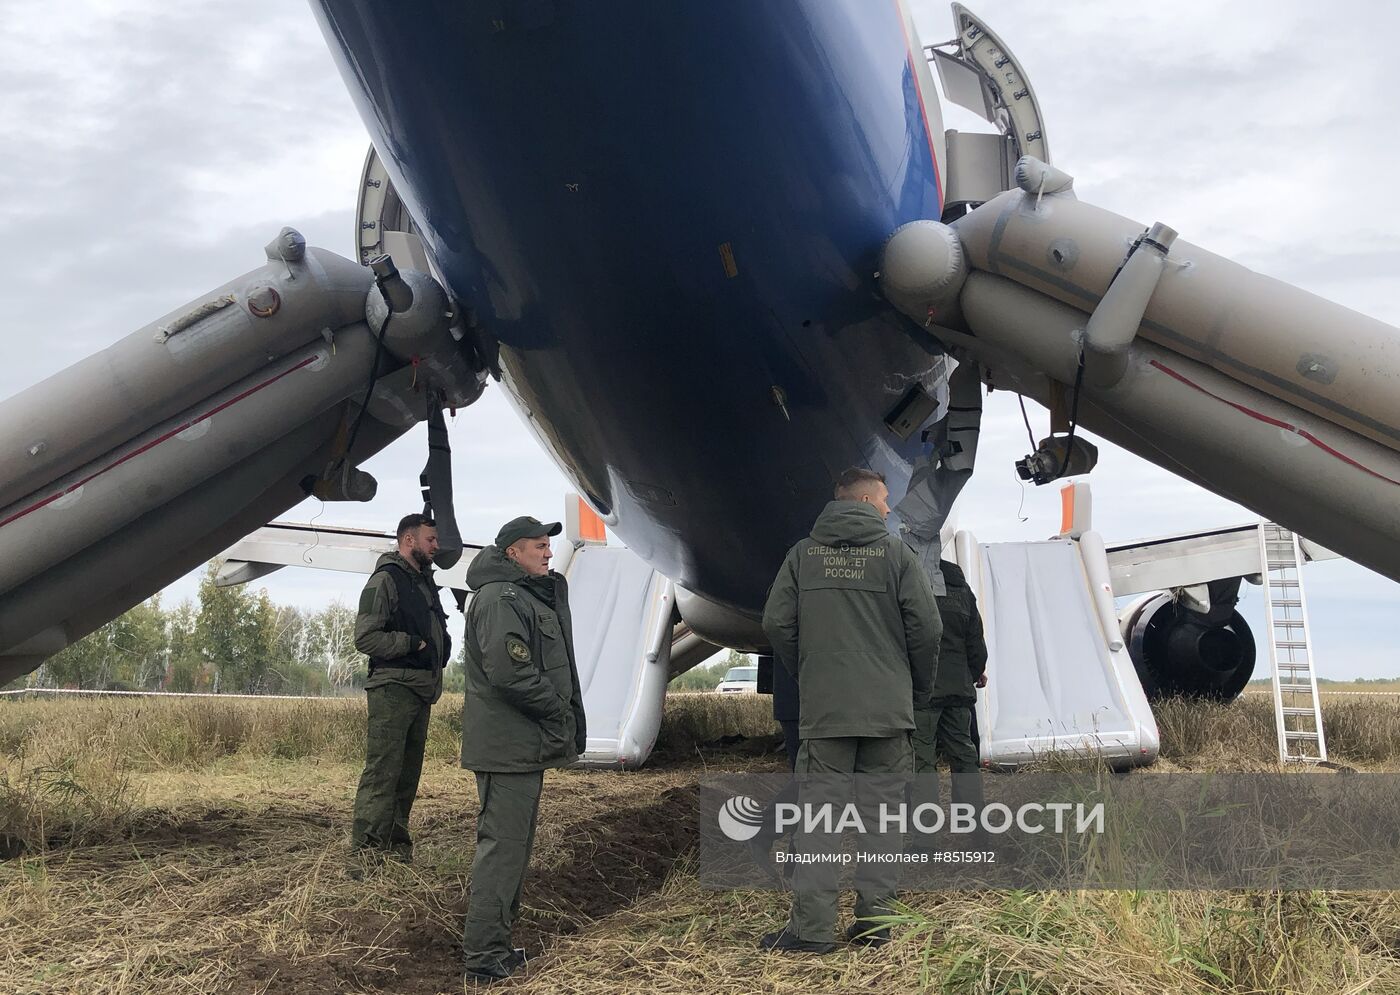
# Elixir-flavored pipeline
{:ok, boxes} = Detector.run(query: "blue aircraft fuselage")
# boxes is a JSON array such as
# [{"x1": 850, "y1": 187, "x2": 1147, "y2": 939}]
[{"x1": 312, "y1": 0, "x2": 950, "y2": 616}]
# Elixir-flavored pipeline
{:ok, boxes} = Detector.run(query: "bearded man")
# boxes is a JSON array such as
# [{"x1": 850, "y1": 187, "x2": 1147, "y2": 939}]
[{"x1": 349, "y1": 513, "x2": 450, "y2": 866}]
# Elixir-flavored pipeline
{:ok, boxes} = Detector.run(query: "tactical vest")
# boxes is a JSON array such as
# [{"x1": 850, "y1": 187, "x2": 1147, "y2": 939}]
[{"x1": 368, "y1": 561, "x2": 446, "y2": 673}]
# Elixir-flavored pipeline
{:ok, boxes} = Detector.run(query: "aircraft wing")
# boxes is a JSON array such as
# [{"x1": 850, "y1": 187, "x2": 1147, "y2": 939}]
[
  {"x1": 1106, "y1": 524, "x2": 1337, "y2": 598},
  {"x1": 218, "y1": 522, "x2": 482, "y2": 592}
]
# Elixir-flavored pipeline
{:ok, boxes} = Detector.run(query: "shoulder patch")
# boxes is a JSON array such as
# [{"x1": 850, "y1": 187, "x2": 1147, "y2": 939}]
[{"x1": 506, "y1": 637, "x2": 531, "y2": 663}]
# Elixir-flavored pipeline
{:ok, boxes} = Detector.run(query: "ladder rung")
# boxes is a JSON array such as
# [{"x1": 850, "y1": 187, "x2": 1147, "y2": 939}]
[
  {"x1": 1285, "y1": 731, "x2": 1320, "y2": 740},
  {"x1": 1272, "y1": 599, "x2": 1302, "y2": 607},
  {"x1": 1267, "y1": 561, "x2": 1299, "y2": 569},
  {"x1": 1274, "y1": 640, "x2": 1309, "y2": 649},
  {"x1": 1276, "y1": 663, "x2": 1313, "y2": 671},
  {"x1": 1279, "y1": 683, "x2": 1315, "y2": 693},
  {"x1": 1270, "y1": 579, "x2": 1300, "y2": 587},
  {"x1": 1281, "y1": 707, "x2": 1318, "y2": 716}
]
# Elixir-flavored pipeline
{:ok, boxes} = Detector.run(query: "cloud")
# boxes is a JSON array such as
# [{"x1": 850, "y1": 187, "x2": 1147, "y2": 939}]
[{"x1": 0, "y1": 0, "x2": 365, "y2": 395}]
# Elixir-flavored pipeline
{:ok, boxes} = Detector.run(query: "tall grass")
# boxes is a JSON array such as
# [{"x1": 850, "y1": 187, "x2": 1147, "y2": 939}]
[
  {"x1": 0, "y1": 694, "x2": 465, "y2": 771},
  {"x1": 657, "y1": 692, "x2": 779, "y2": 753},
  {"x1": 4, "y1": 690, "x2": 1398, "y2": 773},
  {"x1": 0, "y1": 754, "x2": 136, "y2": 856},
  {"x1": 1153, "y1": 693, "x2": 1400, "y2": 768},
  {"x1": 4, "y1": 689, "x2": 1392, "y2": 858},
  {"x1": 1313, "y1": 697, "x2": 1400, "y2": 765},
  {"x1": 0, "y1": 692, "x2": 776, "y2": 853}
]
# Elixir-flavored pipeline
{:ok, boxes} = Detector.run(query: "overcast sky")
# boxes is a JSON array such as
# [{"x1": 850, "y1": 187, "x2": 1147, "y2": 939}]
[{"x1": 2, "y1": 1, "x2": 1397, "y2": 678}]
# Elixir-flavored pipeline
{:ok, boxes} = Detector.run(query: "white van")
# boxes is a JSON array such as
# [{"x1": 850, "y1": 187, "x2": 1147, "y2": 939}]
[{"x1": 714, "y1": 665, "x2": 759, "y2": 694}]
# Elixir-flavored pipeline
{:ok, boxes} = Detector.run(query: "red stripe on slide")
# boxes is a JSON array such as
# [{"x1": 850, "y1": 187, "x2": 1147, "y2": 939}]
[
  {"x1": 0, "y1": 355, "x2": 320, "y2": 530},
  {"x1": 1149, "y1": 359, "x2": 1400, "y2": 487}
]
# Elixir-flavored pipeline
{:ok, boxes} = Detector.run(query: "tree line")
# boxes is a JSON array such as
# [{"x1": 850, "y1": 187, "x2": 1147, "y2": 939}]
[
  {"x1": 669, "y1": 651, "x2": 754, "y2": 691},
  {"x1": 13, "y1": 563, "x2": 362, "y2": 696}
]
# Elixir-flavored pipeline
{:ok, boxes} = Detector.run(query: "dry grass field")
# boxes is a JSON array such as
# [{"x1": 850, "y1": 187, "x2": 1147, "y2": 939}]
[
  {"x1": 3, "y1": 691, "x2": 1400, "y2": 994},
  {"x1": 1246, "y1": 680, "x2": 1400, "y2": 698}
]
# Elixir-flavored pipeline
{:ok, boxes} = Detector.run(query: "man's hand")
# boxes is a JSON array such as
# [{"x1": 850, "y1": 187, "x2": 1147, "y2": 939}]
[
  {"x1": 975, "y1": 674, "x2": 988, "y2": 689},
  {"x1": 418, "y1": 640, "x2": 427, "y2": 652}
]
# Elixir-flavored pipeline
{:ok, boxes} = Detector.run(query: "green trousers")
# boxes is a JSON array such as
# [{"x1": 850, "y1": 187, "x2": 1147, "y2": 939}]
[
  {"x1": 787, "y1": 735, "x2": 912, "y2": 942},
  {"x1": 350, "y1": 683, "x2": 431, "y2": 855},
  {"x1": 461, "y1": 770, "x2": 544, "y2": 971},
  {"x1": 912, "y1": 702, "x2": 984, "y2": 812}
]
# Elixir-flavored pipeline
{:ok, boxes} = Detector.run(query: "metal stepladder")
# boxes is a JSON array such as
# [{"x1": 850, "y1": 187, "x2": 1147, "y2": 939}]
[{"x1": 1258, "y1": 522, "x2": 1327, "y2": 763}]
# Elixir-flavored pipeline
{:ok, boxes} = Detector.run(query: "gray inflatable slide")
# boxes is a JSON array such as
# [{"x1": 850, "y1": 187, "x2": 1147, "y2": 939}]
[{"x1": 952, "y1": 530, "x2": 1161, "y2": 769}]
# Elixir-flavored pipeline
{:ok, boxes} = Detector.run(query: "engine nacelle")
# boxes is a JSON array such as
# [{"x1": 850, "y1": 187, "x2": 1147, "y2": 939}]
[
  {"x1": 1120, "y1": 590, "x2": 1256, "y2": 700},
  {"x1": 674, "y1": 587, "x2": 768, "y2": 655}
]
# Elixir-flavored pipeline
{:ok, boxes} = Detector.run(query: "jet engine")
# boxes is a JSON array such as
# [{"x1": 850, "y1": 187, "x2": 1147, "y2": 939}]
[{"x1": 1120, "y1": 579, "x2": 1256, "y2": 700}]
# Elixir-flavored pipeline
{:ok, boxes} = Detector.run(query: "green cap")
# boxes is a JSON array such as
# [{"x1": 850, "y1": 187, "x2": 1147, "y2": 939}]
[{"x1": 495, "y1": 515, "x2": 562, "y2": 550}]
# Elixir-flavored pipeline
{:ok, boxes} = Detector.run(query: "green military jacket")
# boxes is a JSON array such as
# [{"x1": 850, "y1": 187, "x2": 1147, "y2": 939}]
[
  {"x1": 460, "y1": 546, "x2": 588, "y2": 772},
  {"x1": 929, "y1": 559, "x2": 988, "y2": 705},
  {"x1": 762, "y1": 501, "x2": 943, "y2": 739},
  {"x1": 354, "y1": 551, "x2": 448, "y2": 704}
]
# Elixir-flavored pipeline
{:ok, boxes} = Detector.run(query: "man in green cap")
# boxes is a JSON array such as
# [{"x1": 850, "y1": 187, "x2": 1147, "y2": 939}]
[
  {"x1": 760, "y1": 468, "x2": 942, "y2": 953},
  {"x1": 460, "y1": 515, "x2": 587, "y2": 984},
  {"x1": 349, "y1": 513, "x2": 450, "y2": 869},
  {"x1": 914, "y1": 558, "x2": 988, "y2": 813}
]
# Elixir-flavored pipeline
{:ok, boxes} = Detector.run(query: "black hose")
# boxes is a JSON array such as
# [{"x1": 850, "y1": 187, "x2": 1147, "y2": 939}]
[
  {"x1": 1053, "y1": 347, "x2": 1086, "y2": 481},
  {"x1": 1018, "y1": 394, "x2": 1036, "y2": 451},
  {"x1": 336, "y1": 310, "x2": 393, "y2": 472}
]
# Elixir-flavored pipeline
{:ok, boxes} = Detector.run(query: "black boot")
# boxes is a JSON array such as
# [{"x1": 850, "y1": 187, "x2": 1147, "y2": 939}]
[
  {"x1": 463, "y1": 949, "x2": 526, "y2": 985},
  {"x1": 846, "y1": 920, "x2": 891, "y2": 948},
  {"x1": 758, "y1": 928, "x2": 838, "y2": 954}
]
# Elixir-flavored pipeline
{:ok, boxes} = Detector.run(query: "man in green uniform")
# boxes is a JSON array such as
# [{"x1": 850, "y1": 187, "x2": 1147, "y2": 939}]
[
  {"x1": 913, "y1": 558, "x2": 989, "y2": 821},
  {"x1": 350, "y1": 513, "x2": 450, "y2": 867},
  {"x1": 460, "y1": 516, "x2": 587, "y2": 984},
  {"x1": 760, "y1": 468, "x2": 942, "y2": 953}
]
